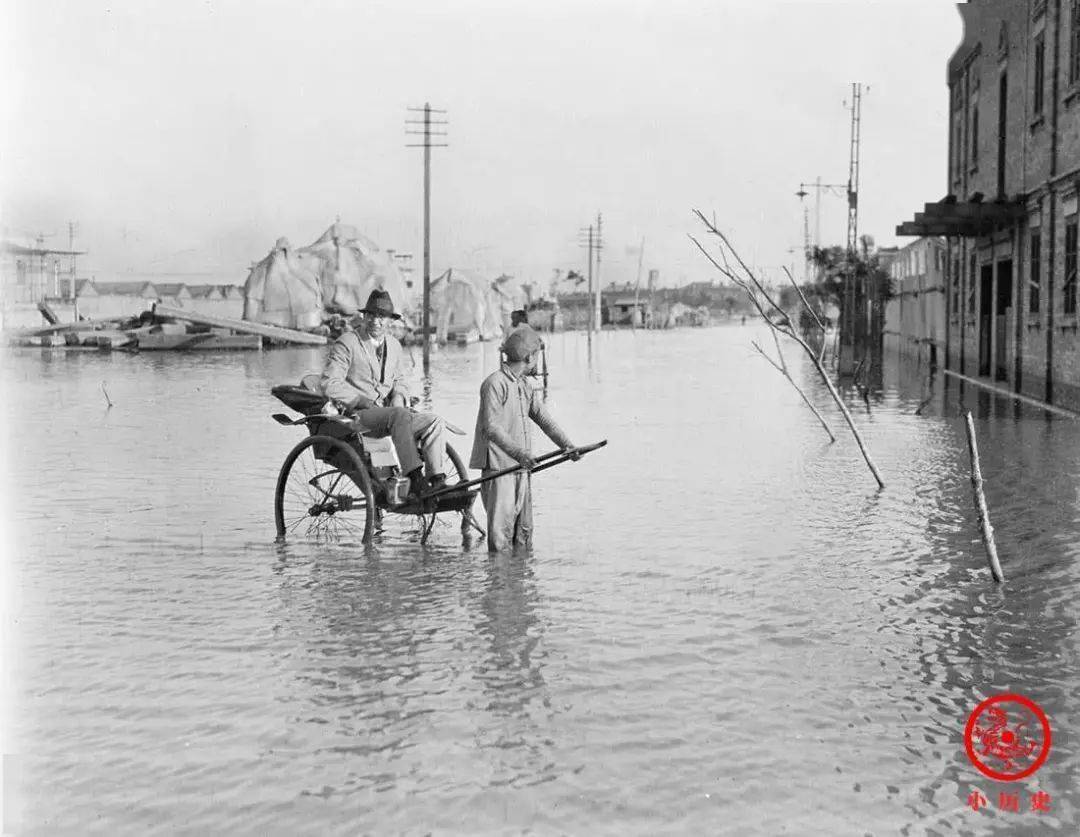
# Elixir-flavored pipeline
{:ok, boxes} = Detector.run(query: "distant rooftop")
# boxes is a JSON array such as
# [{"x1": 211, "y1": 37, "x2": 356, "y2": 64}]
[{"x1": 2, "y1": 240, "x2": 87, "y2": 257}]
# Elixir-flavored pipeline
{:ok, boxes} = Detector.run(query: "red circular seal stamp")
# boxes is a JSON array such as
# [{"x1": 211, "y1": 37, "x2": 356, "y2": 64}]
[{"x1": 964, "y1": 693, "x2": 1052, "y2": 781}]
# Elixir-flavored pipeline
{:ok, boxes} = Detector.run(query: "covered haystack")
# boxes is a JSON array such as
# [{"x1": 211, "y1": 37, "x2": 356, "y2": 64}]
[
  {"x1": 242, "y1": 237, "x2": 324, "y2": 330},
  {"x1": 483, "y1": 273, "x2": 528, "y2": 337},
  {"x1": 303, "y1": 222, "x2": 409, "y2": 316},
  {"x1": 431, "y1": 268, "x2": 494, "y2": 342},
  {"x1": 242, "y1": 222, "x2": 409, "y2": 330}
]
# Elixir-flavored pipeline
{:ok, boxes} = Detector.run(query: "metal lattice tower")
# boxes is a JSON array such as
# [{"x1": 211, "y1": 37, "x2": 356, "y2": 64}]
[{"x1": 846, "y1": 83, "x2": 862, "y2": 255}]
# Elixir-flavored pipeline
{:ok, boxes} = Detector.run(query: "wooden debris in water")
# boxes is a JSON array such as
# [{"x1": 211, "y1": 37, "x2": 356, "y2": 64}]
[
  {"x1": 153, "y1": 304, "x2": 327, "y2": 345},
  {"x1": 964, "y1": 410, "x2": 1004, "y2": 584}
]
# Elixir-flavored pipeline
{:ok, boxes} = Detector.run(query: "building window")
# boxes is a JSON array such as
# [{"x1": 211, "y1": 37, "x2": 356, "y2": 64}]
[
  {"x1": 15, "y1": 259, "x2": 27, "y2": 285},
  {"x1": 968, "y1": 253, "x2": 977, "y2": 315},
  {"x1": 1072, "y1": 0, "x2": 1080, "y2": 84},
  {"x1": 1066, "y1": 216, "x2": 1078, "y2": 314},
  {"x1": 1030, "y1": 230, "x2": 1041, "y2": 313},
  {"x1": 971, "y1": 106, "x2": 979, "y2": 166},
  {"x1": 1035, "y1": 34, "x2": 1046, "y2": 115}
]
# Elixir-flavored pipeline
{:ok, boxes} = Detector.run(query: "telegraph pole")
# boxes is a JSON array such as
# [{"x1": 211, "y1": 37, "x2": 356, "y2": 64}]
[
  {"x1": 406, "y1": 103, "x2": 448, "y2": 372},
  {"x1": 796, "y1": 178, "x2": 845, "y2": 278},
  {"x1": 594, "y1": 212, "x2": 603, "y2": 330},
  {"x1": 632, "y1": 237, "x2": 646, "y2": 327},
  {"x1": 579, "y1": 225, "x2": 594, "y2": 334},
  {"x1": 68, "y1": 222, "x2": 78, "y2": 295}
]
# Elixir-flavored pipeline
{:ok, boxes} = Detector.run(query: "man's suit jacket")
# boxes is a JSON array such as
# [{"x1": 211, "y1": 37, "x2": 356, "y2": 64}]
[{"x1": 321, "y1": 330, "x2": 410, "y2": 410}]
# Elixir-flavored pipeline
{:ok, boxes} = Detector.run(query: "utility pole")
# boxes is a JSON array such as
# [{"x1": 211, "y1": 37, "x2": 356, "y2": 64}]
[
  {"x1": 579, "y1": 225, "x2": 595, "y2": 334},
  {"x1": 796, "y1": 178, "x2": 845, "y2": 275},
  {"x1": 406, "y1": 103, "x2": 448, "y2": 372},
  {"x1": 632, "y1": 237, "x2": 646, "y2": 328},
  {"x1": 594, "y1": 212, "x2": 603, "y2": 330},
  {"x1": 68, "y1": 221, "x2": 79, "y2": 316}
]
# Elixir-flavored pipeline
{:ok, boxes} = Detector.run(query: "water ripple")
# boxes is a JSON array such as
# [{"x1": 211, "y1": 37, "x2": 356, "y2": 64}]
[{"x1": 3, "y1": 328, "x2": 1078, "y2": 834}]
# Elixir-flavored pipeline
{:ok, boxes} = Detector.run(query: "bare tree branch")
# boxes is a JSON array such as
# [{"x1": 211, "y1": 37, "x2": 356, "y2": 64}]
[
  {"x1": 752, "y1": 339, "x2": 836, "y2": 443},
  {"x1": 783, "y1": 265, "x2": 828, "y2": 352},
  {"x1": 693, "y1": 210, "x2": 789, "y2": 320},
  {"x1": 688, "y1": 235, "x2": 794, "y2": 338},
  {"x1": 691, "y1": 212, "x2": 885, "y2": 489},
  {"x1": 769, "y1": 327, "x2": 788, "y2": 376},
  {"x1": 750, "y1": 339, "x2": 786, "y2": 375}
]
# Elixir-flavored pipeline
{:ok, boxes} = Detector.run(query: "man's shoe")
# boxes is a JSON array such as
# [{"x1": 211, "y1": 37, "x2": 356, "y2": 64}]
[
  {"x1": 406, "y1": 468, "x2": 427, "y2": 501},
  {"x1": 427, "y1": 473, "x2": 448, "y2": 492}
]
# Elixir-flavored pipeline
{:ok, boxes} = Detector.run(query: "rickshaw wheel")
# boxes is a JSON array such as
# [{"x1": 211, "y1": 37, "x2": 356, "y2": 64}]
[
  {"x1": 385, "y1": 442, "x2": 471, "y2": 544},
  {"x1": 275, "y1": 435, "x2": 375, "y2": 543},
  {"x1": 444, "y1": 443, "x2": 484, "y2": 536}
]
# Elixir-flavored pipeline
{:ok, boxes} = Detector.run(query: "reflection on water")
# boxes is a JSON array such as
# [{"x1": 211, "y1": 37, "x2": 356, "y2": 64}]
[{"x1": 2, "y1": 325, "x2": 1079, "y2": 834}]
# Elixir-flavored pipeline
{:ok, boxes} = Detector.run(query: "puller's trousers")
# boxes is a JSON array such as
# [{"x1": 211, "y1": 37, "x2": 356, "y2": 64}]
[{"x1": 480, "y1": 470, "x2": 532, "y2": 552}]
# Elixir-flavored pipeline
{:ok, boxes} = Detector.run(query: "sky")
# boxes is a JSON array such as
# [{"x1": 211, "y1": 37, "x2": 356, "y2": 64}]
[{"x1": 0, "y1": 0, "x2": 962, "y2": 291}]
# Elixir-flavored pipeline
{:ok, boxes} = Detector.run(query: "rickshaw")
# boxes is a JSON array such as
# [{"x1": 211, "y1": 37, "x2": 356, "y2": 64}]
[{"x1": 270, "y1": 381, "x2": 483, "y2": 544}]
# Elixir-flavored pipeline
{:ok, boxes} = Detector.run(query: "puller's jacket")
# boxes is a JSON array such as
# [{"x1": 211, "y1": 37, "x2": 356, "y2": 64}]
[
  {"x1": 321, "y1": 331, "x2": 410, "y2": 410},
  {"x1": 470, "y1": 364, "x2": 572, "y2": 470}
]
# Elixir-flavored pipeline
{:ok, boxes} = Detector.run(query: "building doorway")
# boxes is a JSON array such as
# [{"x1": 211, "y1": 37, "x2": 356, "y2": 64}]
[
  {"x1": 995, "y1": 259, "x2": 1013, "y2": 381},
  {"x1": 979, "y1": 264, "x2": 994, "y2": 376}
]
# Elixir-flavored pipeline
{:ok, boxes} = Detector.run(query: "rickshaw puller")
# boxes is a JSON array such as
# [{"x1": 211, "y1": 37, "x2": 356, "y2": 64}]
[{"x1": 470, "y1": 326, "x2": 578, "y2": 551}]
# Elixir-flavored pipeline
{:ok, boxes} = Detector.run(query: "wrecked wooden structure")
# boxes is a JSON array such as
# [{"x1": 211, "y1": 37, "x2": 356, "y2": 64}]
[{"x1": 6, "y1": 303, "x2": 327, "y2": 352}]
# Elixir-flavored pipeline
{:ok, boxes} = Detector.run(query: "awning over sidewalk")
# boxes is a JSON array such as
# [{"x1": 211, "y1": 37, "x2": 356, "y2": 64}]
[{"x1": 896, "y1": 195, "x2": 1026, "y2": 237}]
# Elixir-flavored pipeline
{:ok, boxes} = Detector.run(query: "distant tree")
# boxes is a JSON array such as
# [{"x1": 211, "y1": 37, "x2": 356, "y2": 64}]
[{"x1": 793, "y1": 244, "x2": 896, "y2": 345}]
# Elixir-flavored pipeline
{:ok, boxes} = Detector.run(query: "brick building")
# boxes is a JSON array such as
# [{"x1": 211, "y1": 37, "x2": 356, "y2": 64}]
[{"x1": 897, "y1": 0, "x2": 1080, "y2": 410}]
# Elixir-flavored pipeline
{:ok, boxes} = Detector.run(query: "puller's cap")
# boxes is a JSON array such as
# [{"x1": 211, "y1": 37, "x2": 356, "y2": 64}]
[{"x1": 502, "y1": 326, "x2": 542, "y2": 361}]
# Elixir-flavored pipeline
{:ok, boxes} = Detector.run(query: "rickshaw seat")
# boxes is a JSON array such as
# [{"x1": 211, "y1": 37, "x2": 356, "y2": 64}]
[
  {"x1": 271, "y1": 383, "x2": 328, "y2": 415},
  {"x1": 271, "y1": 381, "x2": 400, "y2": 469}
]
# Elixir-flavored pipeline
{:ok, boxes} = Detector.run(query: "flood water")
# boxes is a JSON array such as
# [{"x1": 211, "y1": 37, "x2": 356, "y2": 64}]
[{"x1": 2, "y1": 324, "x2": 1078, "y2": 834}]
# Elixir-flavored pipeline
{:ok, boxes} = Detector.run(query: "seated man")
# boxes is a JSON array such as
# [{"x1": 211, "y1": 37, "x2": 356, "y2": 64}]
[{"x1": 321, "y1": 290, "x2": 446, "y2": 498}]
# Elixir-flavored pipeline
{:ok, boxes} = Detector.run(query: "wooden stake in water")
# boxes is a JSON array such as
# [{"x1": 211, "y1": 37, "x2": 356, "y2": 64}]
[{"x1": 964, "y1": 410, "x2": 1004, "y2": 583}]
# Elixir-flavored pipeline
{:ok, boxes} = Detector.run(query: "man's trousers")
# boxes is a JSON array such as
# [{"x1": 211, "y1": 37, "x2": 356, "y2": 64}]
[{"x1": 353, "y1": 407, "x2": 446, "y2": 476}]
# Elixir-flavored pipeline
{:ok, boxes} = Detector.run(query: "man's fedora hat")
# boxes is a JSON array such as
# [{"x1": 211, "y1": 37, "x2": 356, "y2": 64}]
[{"x1": 360, "y1": 289, "x2": 401, "y2": 320}]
